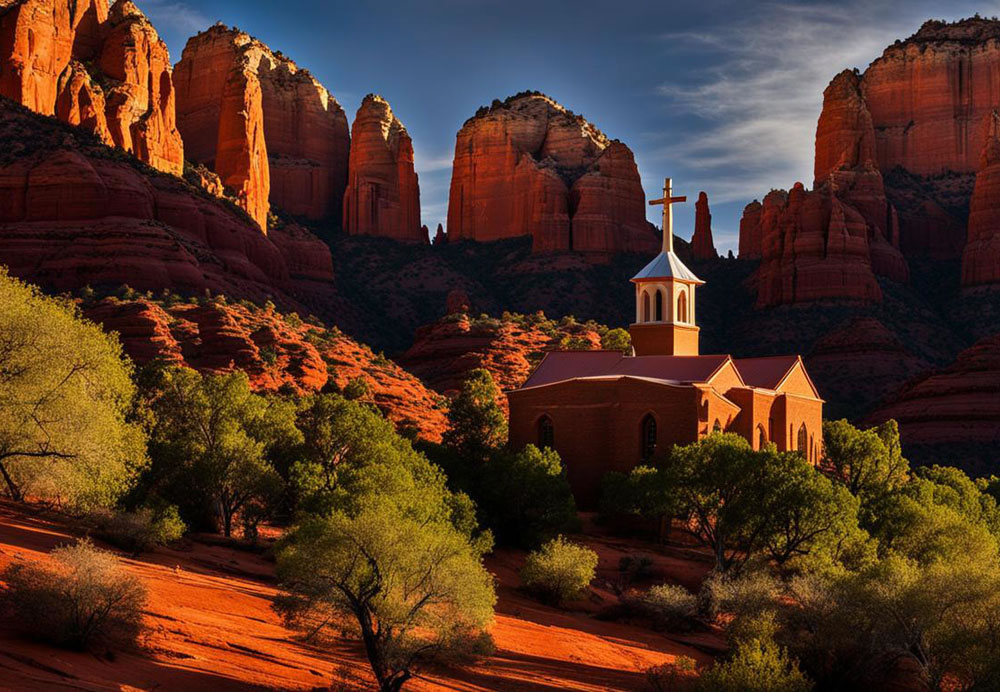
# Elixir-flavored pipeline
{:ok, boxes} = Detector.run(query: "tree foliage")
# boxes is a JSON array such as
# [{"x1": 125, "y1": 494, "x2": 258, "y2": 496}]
[
  {"x1": 0, "y1": 270, "x2": 147, "y2": 508},
  {"x1": 521, "y1": 536, "x2": 598, "y2": 606},
  {"x1": 442, "y1": 369, "x2": 507, "y2": 461}
]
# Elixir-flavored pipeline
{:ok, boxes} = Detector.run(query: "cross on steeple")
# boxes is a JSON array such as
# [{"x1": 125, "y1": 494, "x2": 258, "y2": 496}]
[{"x1": 649, "y1": 178, "x2": 687, "y2": 253}]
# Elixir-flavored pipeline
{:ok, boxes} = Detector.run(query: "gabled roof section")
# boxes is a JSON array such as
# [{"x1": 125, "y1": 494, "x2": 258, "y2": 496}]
[
  {"x1": 520, "y1": 351, "x2": 731, "y2": 390},
  {"x1": 734, "y1": 356, "x2": 822, "y2": 399},
  {"x1": 632, "y1": 251, "x2": 704, "y2": 284}
]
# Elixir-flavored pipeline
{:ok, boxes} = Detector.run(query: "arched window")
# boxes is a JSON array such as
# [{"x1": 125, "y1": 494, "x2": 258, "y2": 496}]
[
  {"x1": 538, "y1": 416, "x2": 554, "y2": 450},
  {"x1": 757, "y1": 424, "x2": 767, "y2": 449},
  {"x1": 642, "y1": 291, "x2": 651, "y2": 322},
  {"x1": 677, "y1": 291, "x2": 688, "y2": 323},
  {"x1": 641, "y1": 414, "x2": 657, "y2": 461},
  {"x1": 654, "y1": 289, "x2": 664, "y2": 322},
  {"x1": 712, "y1": 419, "x2": 722, "y2": 434},
  {"x1": 797, "y1": 423, "x2": 808, "y2": 455}
]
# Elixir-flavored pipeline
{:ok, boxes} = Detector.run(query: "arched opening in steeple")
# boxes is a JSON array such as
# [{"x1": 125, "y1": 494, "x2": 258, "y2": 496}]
[
  {"x1": 677, "y1": 291, "x2": 688, "y2": 323},
  {"x1": 641, "y1": 414, "x2": 657, "y2": 461},
  {"x1": 642, "y1": 291, "x2": 651, "y2": 322},
  {"x1": 654, "y1": 289, "x2": 664, "y2": 322},
  {"x1": 538, "y1": 415, "x2": 554, "y2": 450}
]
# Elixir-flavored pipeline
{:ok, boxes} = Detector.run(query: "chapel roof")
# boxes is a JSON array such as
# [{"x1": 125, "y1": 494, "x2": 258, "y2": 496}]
[
  {"x1": 631, "y1": 251, "x2": 704, "y2": 284},
  {"x1": 521, "y1": 351, "x2": 730, "y2": 390},
  {"x1": 732, "y1": 356, "x2": 802, "y2": 389}
]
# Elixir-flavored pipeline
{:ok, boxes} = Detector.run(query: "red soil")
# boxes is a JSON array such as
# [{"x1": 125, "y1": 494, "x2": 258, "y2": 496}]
[{"x1": 0, "y1": 503, "x2": 717, "y2": 691}]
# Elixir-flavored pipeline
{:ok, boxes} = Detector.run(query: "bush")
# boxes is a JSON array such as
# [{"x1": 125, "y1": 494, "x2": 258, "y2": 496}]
[
  {"x1": 521, "y1": 536, "x2": 598, "y2": 605},
  {"x1": 99, "y1": 506, "x2": 185, "y2": 554},
  {"x1": 342, "y1": 376, "x2": 370, "y2": 401},
  {"x1": 647, "y1": 656, "x2": 697, "y2": 691},
  {"x1": 696, "y1": 639, "x2": 812, "y2": 692},
  {"x1": 699, "y1": 568, "x2": 780, "y2": 620},
  {"x1": 1, "y1": 540, "x2": 148, "y2": 650},
  {"x1": 625, "y1": 583, "x2": 698, "y2": 631}
]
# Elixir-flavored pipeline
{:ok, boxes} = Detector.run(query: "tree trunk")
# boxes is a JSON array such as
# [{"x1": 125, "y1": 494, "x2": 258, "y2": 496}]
[{"x1": 0, "y1": 461, "x2": 22, "y2": 502}]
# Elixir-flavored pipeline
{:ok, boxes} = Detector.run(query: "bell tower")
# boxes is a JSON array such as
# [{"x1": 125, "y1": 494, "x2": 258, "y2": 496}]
[{"x1": 629, "y1": 178, "x2": 704, "y2": 357}]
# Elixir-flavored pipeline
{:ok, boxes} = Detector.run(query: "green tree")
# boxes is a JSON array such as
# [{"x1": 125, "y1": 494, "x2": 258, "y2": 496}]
[
  {"x1": 276, "y1": 499, "x2": 496, "y2": 692},
  {"x1": 663, "y1": 434, "x2": 775, "y2": 571},
  {"x1": 442, "y1": 369, "x2": 507, "y2": 461},
  {"x1": 0, "y1": 270, "x2": 146, "y2": 507},
  {"x1": 521, "y1": 536, "x2": 598, "y2": 605},
  {"x1": 600, "y1": 465, "x2": 678, "y2": 522},
  {"x1": 697, "y1": 638, "x2": 812, "y2": 692},
  {"x1": 478, "y1": 445, "x2": 578, "y2": 548},
  {"x1": 144, "y1": 367, "x2": 284, "y2": 536},
  {"x1": 823, "y1": 420, "x2": 909, "y2": 520},
  {"x1": 600, "y1": 327, "x2": 632, "y2": 353}
]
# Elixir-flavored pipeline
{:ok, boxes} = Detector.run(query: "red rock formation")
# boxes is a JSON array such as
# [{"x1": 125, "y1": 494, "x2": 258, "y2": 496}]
[
  {"x1": 174, "y1": 25, "x2": 349, "y2": 231},
  {"x1": 446, "y1": 92, "x2": 658, "y2": 256},
  {"x1": 752, "y1": 184, "x2": 883, "y2": 307},
  {"x1": 0, "y1": 96, "x2": 334, "y2": 307},
  {"x1": 0, "y1": 0, "x2": 183, "y2": 175},
  {"x1": 432, "y1": 223, "x2": 446, "y2": 245},
  {"x1": 691, "y1": 191, "x2": 717, "y2": 260},
  {"x1": 744, "y1": 70, "x2": 909, "y2": 306},
  {"x1": 739, "y1": 200, "x2": 763, "y2": 260},
  {"x1": 400, "y1": 311, "x2": 602, "y2": 411},
  {"x1": 343, "y1": 94, "x2": 422, "y2": 242},
  {"x1": 963, "y1": 109, "x2": 1000, "y2": 288},
  {"x1": 870, "y1": 332, "x2": 1000, "y2": 451},
  {"x1": 84, "y1": 298, "x2": 446, "y2": 441}
]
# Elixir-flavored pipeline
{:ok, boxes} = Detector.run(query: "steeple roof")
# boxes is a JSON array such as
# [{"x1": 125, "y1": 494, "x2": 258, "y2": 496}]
[{"x1": 632, "y1": 250, "x2": 704, "y2": 284}]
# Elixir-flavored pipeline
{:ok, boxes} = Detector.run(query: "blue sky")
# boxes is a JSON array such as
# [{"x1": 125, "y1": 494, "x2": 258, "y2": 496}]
[{"x1": 140, "y1": 0, "x2": 996, "y2": 253}]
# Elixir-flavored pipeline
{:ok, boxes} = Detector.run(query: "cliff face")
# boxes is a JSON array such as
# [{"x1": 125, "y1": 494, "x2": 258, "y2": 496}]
[
  {"x1": 743, "y1": 70, "x2": 908, "y2": 307},
  {"x1": 343, "y1": 94, "x2": 422, "y2": 242},
  {"x1": 0, "y1": 0, "x2": 183, "y2": 175},
  {"x1": 0, "y1": 97, "x2": 332, "y2": 307},
  {"x1": 174, "y1": 25, "x2": 349, "y2": 231},
  {"x1": 446, "y1": 92, "x2": 658, "y2": 256},
  {"x1": 963, "y1": 109, "x2": 1000, "y2": 287}
]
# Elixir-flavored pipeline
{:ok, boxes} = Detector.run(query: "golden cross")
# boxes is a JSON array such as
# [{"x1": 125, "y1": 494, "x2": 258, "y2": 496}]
[{"x1": 649, "y1": 177, "x2": 687, "y2": 253}]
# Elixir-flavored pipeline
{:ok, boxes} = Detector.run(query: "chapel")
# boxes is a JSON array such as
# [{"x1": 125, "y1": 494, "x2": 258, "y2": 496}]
[{"x1": 507, "y1": 179, "x2": 825, "y2": 508}]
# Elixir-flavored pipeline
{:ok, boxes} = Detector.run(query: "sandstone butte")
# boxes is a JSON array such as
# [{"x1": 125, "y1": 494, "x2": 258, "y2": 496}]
[
  {"x1": 0, "y1": 96, "x2": 333, "y2": 306},
  {"x1": 174, "y1": 24, "x2": 350, "y2": 231},
  {"x1": 446, "y1": 92, "x2": 659, "y2": 257},
  {"x1": 691, "y1": 191, "x2": 718, "y2": 260},
  {"x1": 741, "y1": 69, "x2": 908, "y2": 307},
  {"x1": 400, "y1": 310, "x2": 602, "y2": 413},
  {"x1": 84, "y1": 298, "x2": 447, "y2": 441},
  {"x1": 343, "y1": 94, "x2": 423, "y2": 242},
  {"x1": 0, "y1": 0, "x2": 183, "y2": 175}
]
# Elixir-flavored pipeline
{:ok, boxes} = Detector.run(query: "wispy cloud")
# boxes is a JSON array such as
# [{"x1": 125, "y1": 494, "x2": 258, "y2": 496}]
[
  {"x1": 645, "y1": 1, "x2": 976, "y2": 205},
  {"x1": 135, "y1": 0, "x2": 210, "y2": 36}
]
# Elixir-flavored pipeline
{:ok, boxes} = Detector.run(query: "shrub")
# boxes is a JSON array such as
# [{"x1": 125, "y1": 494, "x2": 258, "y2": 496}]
[
  {"x1": 647, "y1": 656, "x2": 697, "y2": 691},
  {"x1": 100, "y1": 506, "x2": 185, "y2": 554},
  {"x1": 696, "y1": 639, "x2": 811, "y2": 692},
  {"x1": 618, "y1": 554, "x2": 655, "y2": 586},
  {"x1": 625, "y1": 583, "x2": 698, "y2": 631},
  {"x1": 342, "y1": 376, "x2": 370, "y2": 401},
  {"x1": 1, "y1": 540, "x2": 147, "y2": 650},
  {"x1": 699, "y1": 567, "x2": 780, "y2": 620},
  {"x1": 521, "y1": 536, "x2": 598, "y2": 606}
]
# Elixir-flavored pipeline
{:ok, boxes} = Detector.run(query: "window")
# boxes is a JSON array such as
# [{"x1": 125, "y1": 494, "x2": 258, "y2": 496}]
[
  {"x1": 654, "y1": 290, "x2": 664, "y2": 322},
  {"x1": 757, "y1": 424, "x2": 767, "y2": 449},
  {"x1": 642, "y1": 291, "x2": 651, "y2": 322},
  {"x1": 677, "y1": 291, "x2": 688, "y2": 323},
  {"x1": 713, "y1": 419, "x2": 722, "y2": 434},
  {"x1": 538, "y1": 416, "x2": 554, "y2": 449},
  {"x1": 641, "y1": 414, "x2": 657, "y2": 461},
  {"x1": 797, "y1": 423, "x2": 808, "y2": 455}
]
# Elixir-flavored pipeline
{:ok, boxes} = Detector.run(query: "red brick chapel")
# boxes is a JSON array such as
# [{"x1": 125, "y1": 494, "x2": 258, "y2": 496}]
[{"x1": 507, "y1": 179, "x2": 825, "y2": 507}]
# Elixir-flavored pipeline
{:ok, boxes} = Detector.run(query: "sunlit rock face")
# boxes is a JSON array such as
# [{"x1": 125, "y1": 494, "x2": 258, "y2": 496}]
[
  {"x1": 174, "y1": 24, "x2": 349, "y2": 231},
  {"x1": 446, "y1": 92, "x2": 658, "y2": 257},
  {"x1": 0, "y1": 0, "x2": 183, "y2": 175},
  {"x1": 343, "y1": 94, "x2": 423, "y2": 243}
]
